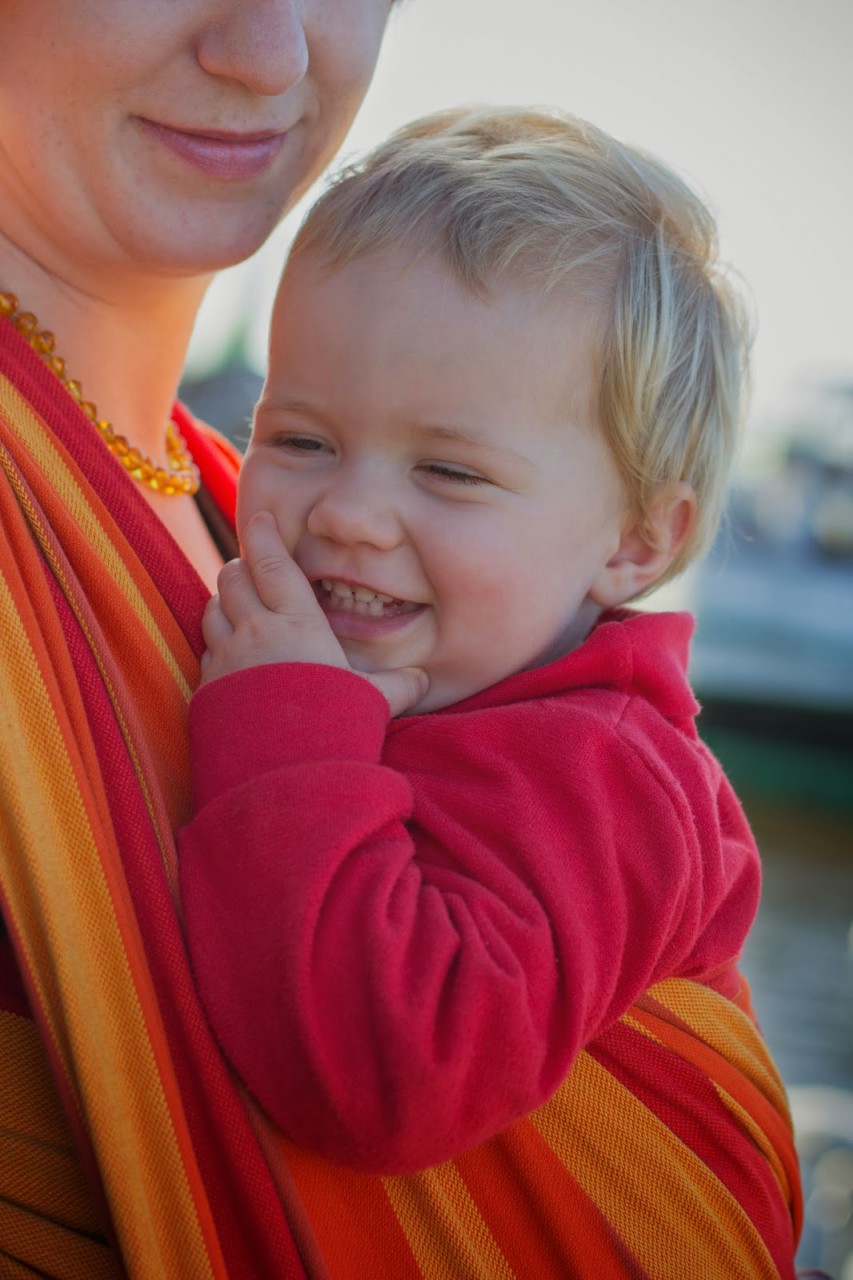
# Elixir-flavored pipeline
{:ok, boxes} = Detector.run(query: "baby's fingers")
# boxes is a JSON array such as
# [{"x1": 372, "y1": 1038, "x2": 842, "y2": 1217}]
[
  {"x1": 362, "y1": 667, "x2": 430, "y2": 718},
  {"x1": 214, "y1": 556, "x2": 263, "y2": 627},
  {"x1": 201, "y1": 593, "x2": 234, "y2": 652},
  {"x1": 241, "y1": 511, "x2": 317, "y2": 618}
]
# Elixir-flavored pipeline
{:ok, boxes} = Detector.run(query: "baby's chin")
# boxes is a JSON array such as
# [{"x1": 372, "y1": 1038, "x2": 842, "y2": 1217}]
[
  {"x1": 396, "y1": 673, "x2": 483, "y2": 717},
  {"x1": 340, "y1": 646, "x2": 388, "y2": 678}
]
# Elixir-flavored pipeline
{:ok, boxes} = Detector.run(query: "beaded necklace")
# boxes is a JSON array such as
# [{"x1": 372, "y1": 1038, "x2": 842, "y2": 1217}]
[{"x1": 1, "y1": 290, "x2": 200, "y2": 496}]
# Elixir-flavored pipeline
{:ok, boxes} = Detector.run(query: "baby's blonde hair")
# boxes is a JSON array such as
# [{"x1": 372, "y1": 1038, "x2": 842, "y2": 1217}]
[{"x1": 289, "y1": 106, "x2": 751, "y2": 584}]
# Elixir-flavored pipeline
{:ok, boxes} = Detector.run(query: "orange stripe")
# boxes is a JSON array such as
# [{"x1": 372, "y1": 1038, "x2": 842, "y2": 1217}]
[
  {"x1": 0, "y1": 450, "x2": 185, "y2": 901},
  {"x1": 285, "y1": 1144, "x2": 423, "y2": 1280},
  {"x1": 626, "y1": 1004, "x2": 793, "y2": 1198}
]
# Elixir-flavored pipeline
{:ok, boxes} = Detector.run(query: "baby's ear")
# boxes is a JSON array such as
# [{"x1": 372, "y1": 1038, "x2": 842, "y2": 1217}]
[{"x1": 589, "y1": 483, "x2": 696, "y2": 608}]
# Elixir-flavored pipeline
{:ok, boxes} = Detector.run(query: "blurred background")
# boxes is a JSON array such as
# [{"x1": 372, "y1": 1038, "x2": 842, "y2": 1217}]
[{"x1": 181, "y1": 3, "x2": 853, "y2": 1272}]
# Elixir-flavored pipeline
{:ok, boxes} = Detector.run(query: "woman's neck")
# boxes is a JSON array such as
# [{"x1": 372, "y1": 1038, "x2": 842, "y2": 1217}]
[
  {"x1": 1, "y1": 240, "x2": 228, "y2": 591},
  {"x1": 1, "y1": 239, "x2": 211, "y2": 466}
]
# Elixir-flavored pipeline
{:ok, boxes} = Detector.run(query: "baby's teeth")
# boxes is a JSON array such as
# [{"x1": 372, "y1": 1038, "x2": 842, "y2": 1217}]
[{"x1": 322, "y1": 580, "x2": 396, "y2": 605}]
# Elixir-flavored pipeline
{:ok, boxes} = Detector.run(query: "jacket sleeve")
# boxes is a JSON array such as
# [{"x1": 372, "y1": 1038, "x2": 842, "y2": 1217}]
[{"x1": 178, "y1": 662, "x2": 758, "y2": 1173}]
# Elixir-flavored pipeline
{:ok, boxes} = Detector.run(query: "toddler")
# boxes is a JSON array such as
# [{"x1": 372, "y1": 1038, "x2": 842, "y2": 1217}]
[{"x1": 179, "y1": 108, "x2": 801, "y2": 1278}]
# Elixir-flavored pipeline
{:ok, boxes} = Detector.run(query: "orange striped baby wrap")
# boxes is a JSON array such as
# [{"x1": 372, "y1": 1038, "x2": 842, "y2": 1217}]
[
  {"x1": 0, "y1": 326, "x2": 801, "y2": 1278},
  {"x1": 0, "y1": 337, "x2": 310, "y2": 1278},
  {"x1": 271, "y1": 977, "x2": 801, "y2": 1279}
]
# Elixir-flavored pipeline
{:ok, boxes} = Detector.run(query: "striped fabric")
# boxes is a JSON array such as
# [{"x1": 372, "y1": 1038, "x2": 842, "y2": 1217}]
[
  {"x1": 0, "y1": 335, "x2": 309, "y2": 1279},
  {"x1": 0, "y1": 323, "x2": 801, "y2": 1278},
  {"x1": 273, "y1": 978, "x2": 801, "y2": 1280}
]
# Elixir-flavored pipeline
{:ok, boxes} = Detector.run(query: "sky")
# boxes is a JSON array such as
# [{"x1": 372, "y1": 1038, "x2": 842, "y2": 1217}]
[{"x1": 189, "y1": 0, "x2": 853, "y2": 445}]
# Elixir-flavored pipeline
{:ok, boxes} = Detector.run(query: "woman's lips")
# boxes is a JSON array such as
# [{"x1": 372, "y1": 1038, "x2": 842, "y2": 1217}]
[{"x1": 139, "y1": 120, "x2": 288, "y2": 181}]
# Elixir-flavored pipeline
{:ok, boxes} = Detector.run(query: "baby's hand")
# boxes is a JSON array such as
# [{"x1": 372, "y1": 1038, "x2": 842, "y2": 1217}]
[
  {"x1": 201, "y1": 511, "x2": 349, "y2": 681},
  {"x1": 200, "y1": 512, "x2": 428, "y2": 717}
]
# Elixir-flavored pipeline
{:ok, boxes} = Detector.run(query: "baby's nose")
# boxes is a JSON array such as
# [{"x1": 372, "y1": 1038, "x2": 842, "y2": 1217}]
[{"x1": 305, "y1": 471, "x2": 404, "y2": 550}]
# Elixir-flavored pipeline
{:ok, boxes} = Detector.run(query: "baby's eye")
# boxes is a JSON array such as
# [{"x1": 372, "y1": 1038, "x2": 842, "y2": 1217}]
[
  {"x1": 419, "y1": 462, "x2": 490, "y2": 486},
  {"x1": 275, "y1": 435, "x2": 329, "y2": 454}
]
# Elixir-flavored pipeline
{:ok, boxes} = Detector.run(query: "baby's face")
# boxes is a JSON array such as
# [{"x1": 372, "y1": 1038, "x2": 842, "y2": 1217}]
[{"x1": 240, "y1": 247, "x2": 628, "y2": 712}]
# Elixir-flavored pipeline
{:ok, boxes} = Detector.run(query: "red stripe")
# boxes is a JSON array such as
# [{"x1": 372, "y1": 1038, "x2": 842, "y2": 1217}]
[
  {"x1": 630, "y1": 998, "x2": 802, "y2": 1240},
  {"x1": 590, "y1": 1021, "x2": 797, "y2": 1279},
  {"x1": 456, "y1": 1118, "x2": 651, "y2": 1279}
]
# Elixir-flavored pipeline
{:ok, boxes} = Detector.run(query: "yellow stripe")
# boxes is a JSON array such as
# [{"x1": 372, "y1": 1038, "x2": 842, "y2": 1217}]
[
  {"x1": 0, "y1": 571, "x2": 218, "y2": 1280},
  {"x1": 622, "y1": 1003, "x2": 788, "y2": 1213},
  {"x1": 651, "y1": 979, "x2": 790, "y2": 1112},
  {"x1": 530, "y1": 1051, "x2": 779, "y2": 1280},
  {"x1": 384, "y1": 1163, "x2": 517, "y2": 1280},
  {"x1": 0, "y1": 373, "x2": 191, "y2": 699},
  {"x1": 640, "y1": 981, "x2": 795, "y2": 1206},
  {"x1": 0, "y1": 448, "x2": 183, "y2": 895}
]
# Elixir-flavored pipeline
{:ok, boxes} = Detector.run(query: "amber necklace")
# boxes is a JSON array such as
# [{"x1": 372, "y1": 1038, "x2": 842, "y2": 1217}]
[{"x1": 0, "y1": 290, "x2": 200, "y2": 496}]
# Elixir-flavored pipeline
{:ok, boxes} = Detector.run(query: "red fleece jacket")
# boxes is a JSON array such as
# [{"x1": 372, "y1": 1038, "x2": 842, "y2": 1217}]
[{"x1": 178, "y1": 610, "x2": 761, "y2": 1173}]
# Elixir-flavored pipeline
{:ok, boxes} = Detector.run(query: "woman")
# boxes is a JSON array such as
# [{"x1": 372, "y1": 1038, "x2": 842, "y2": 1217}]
[{"x1": 0, "y1": 3, "x2": 392, "y2": 1276}]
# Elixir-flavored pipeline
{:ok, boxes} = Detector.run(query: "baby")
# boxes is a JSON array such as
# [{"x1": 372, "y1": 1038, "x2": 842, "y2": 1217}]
[{"x1": 179, "y1": 108, "x2": 801, "y2": 1277}]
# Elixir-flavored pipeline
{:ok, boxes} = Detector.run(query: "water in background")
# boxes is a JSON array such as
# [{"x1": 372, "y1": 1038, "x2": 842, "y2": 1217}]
[{"x1": 734, "y1": 797, "x2": 853, "y2": 1279}]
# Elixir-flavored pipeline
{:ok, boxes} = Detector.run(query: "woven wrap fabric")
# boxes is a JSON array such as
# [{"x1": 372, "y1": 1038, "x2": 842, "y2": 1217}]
[
  {"x1": 267, "y1": 977, "x2": 801, "y2": 1280},
  {"x1": 0, "y1": 326, "x2": 312, "y2": 1280},
  {"x1": 0, "y1": 322, "x2": 801, "y2": 1278}
]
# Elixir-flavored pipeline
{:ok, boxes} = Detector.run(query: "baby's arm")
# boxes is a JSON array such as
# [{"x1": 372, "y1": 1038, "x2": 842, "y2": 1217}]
[{"x1": 179, "y1": 646, "x2": 756, "y2": 1174}]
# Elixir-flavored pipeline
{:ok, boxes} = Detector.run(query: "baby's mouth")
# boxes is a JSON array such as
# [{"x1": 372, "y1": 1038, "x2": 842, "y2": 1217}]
[{"x1": 315, "y1": 579, "x2": 421, "y2": 618}]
